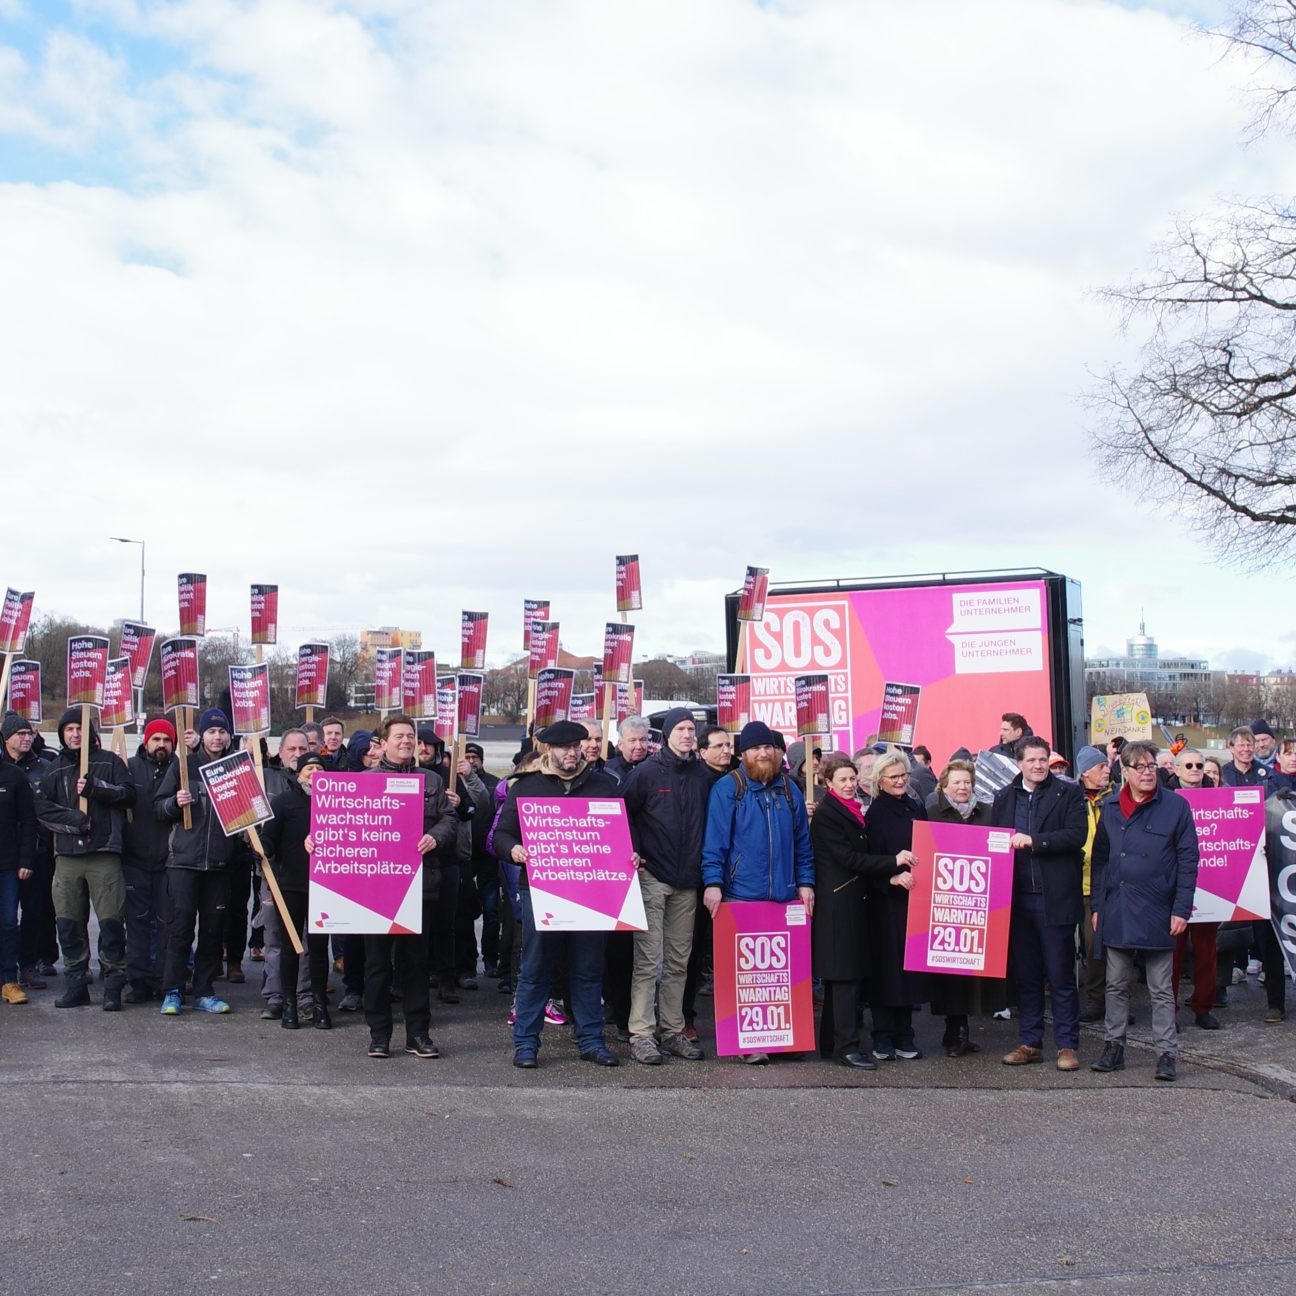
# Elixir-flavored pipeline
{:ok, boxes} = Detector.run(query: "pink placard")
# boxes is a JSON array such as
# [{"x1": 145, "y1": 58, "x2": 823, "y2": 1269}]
[
  {"x1": 1178, "y1": 786, "x2": 1269, "y2": 922},
  {"x1": 308, "y1": 771, "x2": 426, "y2": 935},
  {"x1": 518, "y1": 795, "x2": 645, "y2": 931}
]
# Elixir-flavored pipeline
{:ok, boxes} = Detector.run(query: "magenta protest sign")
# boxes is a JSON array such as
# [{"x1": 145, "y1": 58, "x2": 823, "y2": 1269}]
[
  {"x1": 877, "y1": 681, "x2": 922, "y2": 748},
  {"x1": 460, "y1": 611, "x2": 488, "y2": 670},
  {"x1": 402, "y1": 650, "x2": 437, "y2": 719},
  {"x1": 570, "y1": 693, "x2": 597, "y2": 723},
  {"x1": 527, "y1": 621, "x2": 560, "y2": 680},
  {"x1": 177, "y1": 572, "x2": 207, "y2": 637},
  {"x1": 712, "y1": 901, "x2": 815, "y2": 1057},
  {"x1": 1178, "y1": 786, "x2": 1269, "y2": 922},
  {"x1": 615, "y1": 554, "x2": 642, "y2": 613},
  {"x1": 119, "y1": 621, "x2": 156, "y2": 690},
  {"x1": 159, "y1": 637, "x2": 199, "y2": 712},
  {"x1": 518, "y1": 795, "x2": 645, "y2": 931},
  {"x1": 716, "y1": 674, "x2": 751, "y2": 734},
  {"x1": 601, "y1": 622, "x2": 634, "y2": 684},
  {"x1": 457, "y1": 672, "x2": 484, "y2": 738},
  {"x1": 522, "y1": 598, "x2": 550, "y2": 651},
  {"x1": 434, "y1": 675, "x2": 458, "y2": 744},
  {"x1": 903, "y1": 821, "x2": 1014, "y2": 977},
  {"x1": 250, "y1": 584, "x2": 278, "y2": 645},
  {"x1": 0, "y1": 589, "x2": 35, "y2": 655},
  {"x1": 534, "y1": 667, "x2": 575, "y2": 729},
  {"x1": 295, "y1": 643, "x2": 329, "y2": 710},
  {"x1": 200, "y1": 750, "x2": 273, "y2": 835},
  {"x1": 100, "y1": 657, "x2": 134, "y2": 729},
  {"x1": 229, "y1": 663, "x2": 271, "y2": 735},
  {"x1": 67, "y1": 635, "x2": 110, "y2": 708},
  {"x1": 737, "y1": 566, "x2": 769, "y2": 622},
  {"x1": 8, "y1": 661, "x2": 40, "y2": 723},
  {"x1": 794, "y1": 673, "x2": 830, "y2": 738},
  {"x1": 374, "y1": 647, "x2": 403, "y2": 712},
  {"x1": 308, "y1": 771, "x2": 426, "y2": 935}
]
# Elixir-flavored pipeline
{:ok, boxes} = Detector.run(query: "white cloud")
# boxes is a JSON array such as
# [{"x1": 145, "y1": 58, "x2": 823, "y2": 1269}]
[{"x1": 1, "y1": 0, "x2": 1293, "y2": 671}]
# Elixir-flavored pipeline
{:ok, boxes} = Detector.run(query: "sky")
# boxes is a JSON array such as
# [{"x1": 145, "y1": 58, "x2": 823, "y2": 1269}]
[{"x1": 1, "y1": 0, "x2": 1292, "y2": 673}]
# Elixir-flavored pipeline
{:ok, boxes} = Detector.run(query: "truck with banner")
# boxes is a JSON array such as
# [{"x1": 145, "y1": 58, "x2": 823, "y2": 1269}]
[{"x1": 724, "y1": 568, "x2": 1084, "y2": 764}]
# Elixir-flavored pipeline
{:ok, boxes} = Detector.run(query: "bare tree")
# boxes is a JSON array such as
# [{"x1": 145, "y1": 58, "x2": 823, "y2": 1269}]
[{"x1": 1092, "y1": 2, "x2": 1296, "y2": 563}]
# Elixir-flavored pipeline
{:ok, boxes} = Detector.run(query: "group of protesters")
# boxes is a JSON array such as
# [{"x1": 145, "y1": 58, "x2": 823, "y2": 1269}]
[{"x1": 0, "y1": 701, "x2": 1291, "y2": 1078}]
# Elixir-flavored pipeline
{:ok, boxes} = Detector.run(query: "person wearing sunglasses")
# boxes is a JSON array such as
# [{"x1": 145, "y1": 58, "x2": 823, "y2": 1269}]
[
  {"x1": 1170, "y1": 749, "x2": 1221, "y2": 1030},
  {"x1": 1091, "y1": 742, "x2": 1199, "y2": 1081}
]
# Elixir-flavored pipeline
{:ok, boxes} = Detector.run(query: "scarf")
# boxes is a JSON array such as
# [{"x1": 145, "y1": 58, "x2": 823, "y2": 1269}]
[
  {"x1": 1119, "y1": 782, "x2": 1155, "y2": 819},
  {"x1": 829, "y1": 787, "x2": 865, "y2": 825}
]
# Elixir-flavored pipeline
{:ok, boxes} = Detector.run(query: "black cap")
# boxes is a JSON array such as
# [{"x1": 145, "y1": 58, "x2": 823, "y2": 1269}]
[
  {"x1": 465, "y1": 742, "x2": 485, "y2": 759},
  {"x1": 537, "y1": 720, "x2": 589, "y2": 747},
  {"x1": 297, "y1": 751, "x2": 327, "y2": 773}
]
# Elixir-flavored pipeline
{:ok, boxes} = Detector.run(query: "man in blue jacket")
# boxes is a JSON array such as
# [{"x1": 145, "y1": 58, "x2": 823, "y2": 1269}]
[
  {"x1": 1090, "y1": 741, "x2": 1199, "y2": 1081},
  {"x1": 701, "y1": 721, "x2": 814, "y2": 1065}
]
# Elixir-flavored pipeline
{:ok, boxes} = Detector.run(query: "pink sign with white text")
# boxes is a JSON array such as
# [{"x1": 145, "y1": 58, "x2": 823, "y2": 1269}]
[{"x1": 1178, "y1": 786, "x2": 1269, "y2": 923}]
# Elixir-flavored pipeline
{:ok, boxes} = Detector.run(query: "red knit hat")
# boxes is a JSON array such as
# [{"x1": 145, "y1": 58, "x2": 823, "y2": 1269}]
[{"x1": 143, "y1": 718, "x2": 176, "y2": 745}]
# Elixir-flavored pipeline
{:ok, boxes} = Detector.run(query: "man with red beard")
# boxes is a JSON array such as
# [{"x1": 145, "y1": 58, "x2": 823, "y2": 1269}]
[{"x1": 700, "y1": 721, "x2": 815, "y2": 1065}]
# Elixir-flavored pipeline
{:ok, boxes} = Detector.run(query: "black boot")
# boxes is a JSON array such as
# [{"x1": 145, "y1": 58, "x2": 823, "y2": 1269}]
[
  {"x1": 1090, "y1": 1040, "x2": 1125, "y2": 1072},
  {"x1": 945, "y1": 1025, "x2": 980, "y2": 1058},
  {"x1": 102, "y1": 974, "x2": 126, "y2": 1012},
  {"x1": 55, "y1": 974, "x2": 90, "y2": 1008},
  {"x1": 312, "y1": 995, "x2": 332, "y2": 1030},
  {"x1": 281, "y1": 997, "x2": 299, "y2": 1030}
]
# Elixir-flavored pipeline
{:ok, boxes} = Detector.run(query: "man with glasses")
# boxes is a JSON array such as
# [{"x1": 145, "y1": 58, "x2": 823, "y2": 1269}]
[
  {"x1": 698, "y1": 726, "x2": 734, "y2": 777},
  {"x1": 1090, "y1": 742, "x2": 1199, "y2": 1081},
  {"x1": 1170, "y1": 749, "x2": 1221, "y2": 1029},
  {"x1": 993, "y1": 736, "x2": 1087, "y2": 1071}
]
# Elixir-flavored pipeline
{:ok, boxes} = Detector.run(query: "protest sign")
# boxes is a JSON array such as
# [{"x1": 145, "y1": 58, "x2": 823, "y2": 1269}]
[
  {"x1": 159, "y1": 637, "x2": 200, "y2": 712},
  {"x1": 716, "y1": 674, "x2": 752, "y2": 734},
  {"x1": 1178, "y1": 786, "x2": 1269, "y2": 923},
  {"x1": 119, "y1": 621, "x2": 156, "y2": 690},
  {"x1": 534, "y1": 667, "x2": 575, "y2": 728},
  {"x1": 1266, "y1": 795, "x2": 1296, "y2": 981},
  {"x1": 295, "y1": 642, "x2": 329, "y2": 711},
  {"x1": 100, "y1": 657, "x2": 134, "y2": 729},
  {"x1": 712, "y1": 901, "x2": 815, "y2": 1056},
  {"x1": 615, "y1": 554, "x2": 643, "y2": 613},
  {"x1": 794, "y1": 673, "x2": 830, "y2": 739},
  {"x1": 457, "y1": 672, "x2": 484, "y2": 738},
  {"x1": 434, "y1": 675, "x2": 458, "y2": 744},
  {"x1": 523, "y1": 598, "x2": 550, "y2": 650},
  {"x1": 199, "y1": 749, "x2": 274, "y2": 835},
  {"x1": 250, "y1": 584, "x2": 278, "y2": 645},
  {"x1": 229, "y1": 663, "x2": 272, "y2": 735},
  {"x1": 528, "y1": 621, "x2": 560, "y2": 679},
  {"x1": 615, "y1": 679, "x2": 645, "y2": 725},
  {"x1": 374, "y1": 647, "x2": 403, "y2": 712},
  {"x1": 177, "y1": 572, "x2": 207, "y2": 637},
  {"x1": 308, "y1": 771, "x2": 426, "y2": 934},
  {"x1": 0, "y1": 589, "x2": 35, "y2": 655},
  {"x1": 460, "y1": 611, "x2": 489, "y2": 670},
  {"x1": 1090, "y1": 692, "x2": 1153, "y2": 743},
  {"x1": 903, "y1": 821, "x2": 1014, "y2": 977},
  {"x1": 518, "y1": 795, "x2": 645, "y2": 931},
  {"x1": 67, "y1": 635, "x2": 109, "y2": 708},
  {"x1": 601, "y1": 622, "x2": 634, "y2": 684},
  {"x1": 877, "y1": 681, "x2": 922, "y2": 748},
  {"x1": 7, "y1": 661, "x2": 40, "y2": 723},
  {"x1": 737, "y1": 566, "x2": 769, "y2": 622},
  {"x1": 570, "y1": 693, "x2": 598, "y2": 723},
  {"x1": 402, "y1": 650, "x2": 437, "y2": 718}
]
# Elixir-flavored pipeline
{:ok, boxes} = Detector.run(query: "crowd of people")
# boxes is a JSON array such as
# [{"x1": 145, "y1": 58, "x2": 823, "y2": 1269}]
[{"x1": 0, "y1": 703, "x2": 1290, "y2": 1079}]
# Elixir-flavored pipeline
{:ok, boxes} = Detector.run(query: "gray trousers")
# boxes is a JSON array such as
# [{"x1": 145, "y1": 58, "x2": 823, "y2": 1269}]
[
  {"x1": 1105, "y1": 946, "x2": 1176, "y2": 1057},
  {"x1": 255, "y1": 896, "x2": 310, "y2": 1007}
]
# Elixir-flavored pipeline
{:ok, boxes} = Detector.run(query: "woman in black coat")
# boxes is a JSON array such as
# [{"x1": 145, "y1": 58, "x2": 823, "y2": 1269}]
[
  {"x1": 924, "y1": 759, "x2": 1008, "y2": 1055},
  {"x1": 862, "y1": 751, "x2": 927, "y2": 1060},
  {"x1": 810, "y1": 753, "x2": 909, "y2": 1069},
  {"x1": 259, "y1": 753, "x2": 332, "y2": 1030}
]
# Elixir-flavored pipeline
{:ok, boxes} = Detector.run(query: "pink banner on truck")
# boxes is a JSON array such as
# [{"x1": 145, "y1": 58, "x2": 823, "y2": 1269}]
[
  {"x1": 903, "y1": 821, "x2": 1013, "y2": 977},
  {"x1": 518, "y1": 795, "x2": 645, "y2": 931},
  {"x1": 740, "y1": 579, "x2": 1053, "y2": 759},
  {"x1": 712, "y1": 901, "x2": 815, "y2": 1057},
  {"x1": 1178, "y1": 786, "x2": 1269, "y2": 923},
  {"x1": 308, "y1": 771, "x2": 426, "y2": 935}
]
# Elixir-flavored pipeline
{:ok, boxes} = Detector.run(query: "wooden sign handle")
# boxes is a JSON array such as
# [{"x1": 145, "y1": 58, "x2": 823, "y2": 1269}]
[
  {"x1": 735, "y1": 620, "x2": 748, "y2": 674},
  {"x1": 248, "y1": 826, "x2": 303, "y2": 955},
  {"x1": 601, "y1": 681, "x2": 615, "y2": 762},
  {"x1": 178, "y1": 705, "x2": 193, "y2": 830},
  {"x1": 0, "y1": 653, "x2": 12, "y2": 711},
  {"x1": 78, "y1": 703, "x2": 91, "y2": 813}
]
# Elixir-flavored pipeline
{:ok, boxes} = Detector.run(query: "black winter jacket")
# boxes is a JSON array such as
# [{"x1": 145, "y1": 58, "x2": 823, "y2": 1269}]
[
  {"x1": 155, "y1": 750, "x2": 256, "y2": 871},
  {"x1": 0, "y1": 759, "x2": 36, "y2": 873},
  {"x1": 621, "y1": 746, "x2": 712, "y2": 889},
  {"x1": 991, "y1": 773, "x2": 1086, "y2": 925},
  {"x1": 123, "y1": 752, "x2": 175, "y2": 872},
  {"x1": 36, "y1": 743, "x2": 136, "y2": 857},
  {"x1": 259, "y1": 778, "x2": 312, "y2": 893}
]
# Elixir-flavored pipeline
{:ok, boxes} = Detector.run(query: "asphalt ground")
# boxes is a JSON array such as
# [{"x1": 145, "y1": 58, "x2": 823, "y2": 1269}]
[{"x1": 2, "y1": 951, "x2": 1294, "y2": 1296}]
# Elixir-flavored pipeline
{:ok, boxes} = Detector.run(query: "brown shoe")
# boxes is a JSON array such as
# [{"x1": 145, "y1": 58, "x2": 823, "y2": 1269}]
[
  {"x1": 1002, "y1": 1044, "x2": 1043, "y2": 1066},
  {"x1": 1056, "y1": 1048, "x2": 1080, "y2": 1071},
  {"x1": 2, "y1": 982, "x2": 31, "y2": 1005},
  {"x1": 226, "y1": 963, "x2": 246, "y2": 984}
]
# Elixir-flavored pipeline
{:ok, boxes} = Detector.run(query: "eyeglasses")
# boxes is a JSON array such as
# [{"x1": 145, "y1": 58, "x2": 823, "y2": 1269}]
[
  {"x1": 1127, "y1": 763, "x2": 1157, "y2": 773},
  {"x1": 1180, "y1": 762, "x2": 1203, "y2": 770},
  {"x1": 883, "y1": 773, "x2": 909, "y2": 782}
]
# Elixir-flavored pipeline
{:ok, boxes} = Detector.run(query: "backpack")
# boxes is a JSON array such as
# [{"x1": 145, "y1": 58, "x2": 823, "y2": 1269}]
[{"x1": 729, "y1": 768, "x2": 796, "y2": 810}]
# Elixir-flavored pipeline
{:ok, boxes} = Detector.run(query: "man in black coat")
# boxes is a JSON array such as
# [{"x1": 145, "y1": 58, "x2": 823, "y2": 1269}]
[
  {"x1": 34, "y1": 708, "x2": 136, "y2": 1010},
  {"x1": 121, "y1": 718, "x2": 178, "y2": 1002},
  {"x1": 2, "y1": 712, "x2": 56, "y2": 988},
  {"x1": 0, "y1": 727, "x2": 37, "y2": 1004},
  {"x1": 493, "y1": 720, "x2": 623, "y2": 1069},
  {"x1": 621, "y1": 708, "x2": 711, "y2": 1065},
  {"x1": 992, "y1": 736, "x2": 1087, "y2": 1071}
]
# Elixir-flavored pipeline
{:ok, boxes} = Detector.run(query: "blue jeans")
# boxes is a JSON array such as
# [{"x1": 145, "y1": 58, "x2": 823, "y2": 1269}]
[
  {"x1": 1009, "y1": 892, "x2": 1079, "y2": 1050},
  {"x1": 0, "y1": 869, "x2": 20, "y2": 983},
  {"x1": 512, "y1": 894, "x2": 606, "y2": 1054}
]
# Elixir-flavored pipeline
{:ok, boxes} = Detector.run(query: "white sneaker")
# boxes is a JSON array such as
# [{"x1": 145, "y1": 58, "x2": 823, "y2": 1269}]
[
  {"x1": 1231, "y1": 967, "x2": 1246, "y2": 985},
  {"x1": 993, "y1": 1008, "x2": 1011, "y2": 1020},
  {"x1": 1247, "y1": 959, "x2": 1263, "y2": 976}
]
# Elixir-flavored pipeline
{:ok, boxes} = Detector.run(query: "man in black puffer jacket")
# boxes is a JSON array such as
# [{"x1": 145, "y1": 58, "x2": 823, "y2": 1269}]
[
  {"x1": 620, "y1": 708, "x2": 712, "y2": 1065},
  {"x1": 34, "y1": 707, "x2": 136, "y2": 1010}
]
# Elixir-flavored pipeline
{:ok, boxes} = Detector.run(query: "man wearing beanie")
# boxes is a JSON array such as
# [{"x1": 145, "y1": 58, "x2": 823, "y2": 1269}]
[
  {"x1": 1074, "y1": 745, "x2": 1114, "y2": 1023},
  {"x1": 492, "y1": 720, "x2": 623, "y2": 1068},
  {"x1": 33, "y1": 707, "x2": 136, "y2": 1009},
  {"x1": 155, "y1": 708, "x2": 255, "y2": 1015},
  {"x1": 2, "y1": 712, "x2": 57, "y2": 990},
  {"x1": 0, "y1": 716, "x2": 37, "y2": 1004},
  {"x1": 700, "y1": 720, "x2": 814, "y2": 1065},
  {"x1": 620, "y1": 708, "x2": 711, "y2": 1064},
  {"x1": 121, "y1": 719, "x2": 177, "y2": 1003}
]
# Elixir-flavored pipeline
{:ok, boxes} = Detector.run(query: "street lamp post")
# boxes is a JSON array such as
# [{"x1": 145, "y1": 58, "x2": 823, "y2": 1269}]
[{"x1": 109, "y1": 536, "x2": 146, "y2": 732}]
